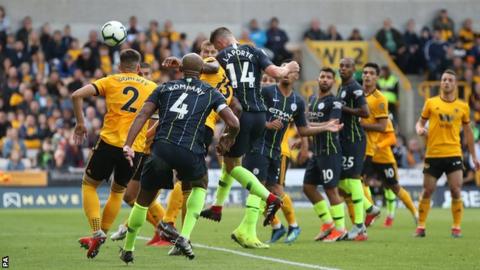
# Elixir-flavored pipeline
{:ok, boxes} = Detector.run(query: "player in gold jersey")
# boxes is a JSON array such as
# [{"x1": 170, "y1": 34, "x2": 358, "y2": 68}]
[
  {"x1": 72, "y1": 49, "x2": 157, "y2": 258},
  {"x1": 415, "y1": 69, "x2": 480, "y2": 238}
]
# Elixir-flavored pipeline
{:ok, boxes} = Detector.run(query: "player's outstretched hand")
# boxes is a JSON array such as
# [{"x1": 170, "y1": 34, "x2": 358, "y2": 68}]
[
  {"x1": 266, "y1": 119, "x2": 284, "y2": 130},
  {"x1": 325, "y1": 119, "x2": 343, "y2": 132},
  {"x1": 415, "y1": 125, "x2": 427, "y2": 136},
  {"x1": 286, "y1": 61, "x2": 300, "y2": 73},
  {"x1": 216, "y1": 134, "x2": 235, "y2": 155},
  {"x1": 162, "y1": 57, "x2": 181, "y2": 69},
  {"x1": 123, "y1": 145, "x2": 135, "y2": 167},
  {"x1": 73, "y1": 124, "x2": 87, "y2": 145}
]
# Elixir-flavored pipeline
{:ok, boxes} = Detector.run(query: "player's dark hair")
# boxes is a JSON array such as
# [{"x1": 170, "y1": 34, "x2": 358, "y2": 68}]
[
  {"x1": 120, "y1": 49, "x2": 141, "y2": 71},
  {"x1": 210, "y1": 27, "x2": 232, "y2": 43},
  {"x1": 363, "y1": 62, "x2": 380, "y2": 75},
  {"x1": 443, "y1": 69, "x2": 457, "y2": 78},
  {"x1": 320, "y1": 67, "x2": 336, "y2": 77}
]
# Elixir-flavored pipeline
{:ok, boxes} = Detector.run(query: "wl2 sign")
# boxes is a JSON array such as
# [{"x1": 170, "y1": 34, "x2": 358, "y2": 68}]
[{"x1": 307, "y1": 41, "x2": 369, "y2": 69}]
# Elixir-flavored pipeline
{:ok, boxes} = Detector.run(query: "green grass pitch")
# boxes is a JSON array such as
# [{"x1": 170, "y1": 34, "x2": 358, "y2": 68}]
[{"x1": 0, "y1": 208, "x2": 478, "y2": 270}]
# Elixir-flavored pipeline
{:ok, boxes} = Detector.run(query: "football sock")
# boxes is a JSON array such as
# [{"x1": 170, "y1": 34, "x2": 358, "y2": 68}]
[
  {"x1": 182, "y1": 189, "x2": 192, "y2": 223},
  {"x1": 213, "y1": 164, "x2": 234, "y2": 206},
  {"x1": 451, "y1": 199, "x2": 463, "y2": 229},
  {"x1": 345, "y1": 197, "x2": 355, "y2": 223},
  {"x1": 163, "y1": 182, "x2": 183, "y2": 224},
  {"x1": 418, "y1": 198, "x2": 431, "y2": 228},
  {"x1": 101, "y1": 186, "x2": 125, "y2": 233},
  {"x1": 313, "y1": 200, "x2": 333, "y2": 224},
  {"x1": 146, "y1": 201, "x2": 165, "y2": 227},
  {"x1": 124, "y1": 203, "x2": 148, "y2": 251},
  {"x1": 384, "y1": 188, "x2": 396, "y2": 217},
  {"x1": 237, "y1": 194, "x2": 261, "y2": 237},
  {"x1": 281, "y1": 193, "x2": 297, "y2": 226},
  {"x1": 363, "y1": 183, "x2": 373, "y2": 204},
  {"x1": 330, "y1": 203, "x2": 346, "y2": 230},
  {"x1": 348, "y1": 178, "x2": 364, "y2": 225},
  {"x1": 82, "y1": 179, "x2": 101, "y2": 233},
  {"x1": 397, "y1": 187, "x2": 418, "y2": 217},
  {"x1": 180, "y1": 187, "x2": 206, "y2": 239},
  {"x1": 363, "y1": 192, "x2": 373, "y2": 211},
  {"x1": 230, "y1": 166, "x2": 270, "y2": 200},
  {"x1": 338, "y1": 179, "x2": 350, "y2": 194}
]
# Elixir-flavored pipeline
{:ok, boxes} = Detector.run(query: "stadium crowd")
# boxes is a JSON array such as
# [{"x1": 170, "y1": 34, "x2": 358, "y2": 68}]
[{"x1": 0, "y1": 6, "x2": 478, "y2": 185}]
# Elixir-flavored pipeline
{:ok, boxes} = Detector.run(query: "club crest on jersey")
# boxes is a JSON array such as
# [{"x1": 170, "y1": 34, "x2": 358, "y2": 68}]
[
  {"x1": 318, "y1": 102, "x2": 325, "y2": 110},
  {"x1": 291, "y1": 103, "x2": 297, "y2": 111},
  {"x1": 253, "y1": 168, "x2": 260, "y2": 175},
  {"x1": 340, "y1": 91, "x2": 347, "y2": 99}
]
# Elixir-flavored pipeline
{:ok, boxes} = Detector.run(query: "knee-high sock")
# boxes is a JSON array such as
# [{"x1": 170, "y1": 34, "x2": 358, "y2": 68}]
[
  {"x1": 363, "y1": 183, "x2": 373, "y2": 204},
  {"x1": 281, "y1": 193, "x2": 297, "y2": 226},
  {"x1": 146, "y1": 201, "x2": 165, "y2": 227},
  {"x1": 230, "y1": 166, "x2": 270, "y2": 200},
  {"x1": 451, "y1": 199, "x2": 463, "y2": 229},
  {"x1": 124, "y1": 203, "x2": 148, "y2": 251},
  {"x1": 384, "y1": 188, "x2": 397, "y2": 217},
  {"x1": 363, "y1": 192, "x2": 373, "y2": 211},
  {"x1": 345, "y1": 197, "x2": 355, "y2": 223},
  {"x1": 313, "y1": 200, "x2": 333, "y2": 224},
  {"x1": 348, "y1": 179, "x2": 364, "y2": 225},
  {"x1": 101, "y1": 188, "x2": 125, "y2": 233},
  {"x1": 213, "y1": 164, "x2": 235, "y2": 206},
  {"x1": 82, "y1": 179, "x2": 101, "y2": 233},
  {"x1": 181, "y1": 189, "x2": 191, "y2": 224},
  {"x1": 338, "y1": 179, "x2": 350, "y2": 194},
  {"x1": 397, "y1": 187, "x2": 418, "y2": 217},
  {"x1": 163, "y1": 182, "x2": 183, "y2": 224},
  {"x1": 330, "y1": 203, "x2": 346, "y2": 230},
  {"x1": 418, "y1": 198, "x2": 431, "y2": 228},
  {"x1": 180, "y1": 187, "x2": 207, "y2": 239},
  {"x1": 237, "y1": 194, "x2": 262, "y2": 236}
]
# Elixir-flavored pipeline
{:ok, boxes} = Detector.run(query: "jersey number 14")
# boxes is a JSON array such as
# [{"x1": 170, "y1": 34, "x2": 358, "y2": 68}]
[
  {"x1": 169, "y1": 93, "x2": 189, "y2": 119},
  {"x1": 226, "y1": 62, "x2": 255, "y2": 89}
]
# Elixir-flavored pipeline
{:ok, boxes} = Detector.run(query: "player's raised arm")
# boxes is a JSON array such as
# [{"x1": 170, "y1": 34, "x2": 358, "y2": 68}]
[
  {"x1": 71, "y1": 84, "x2": 98, "y2": 145},
  {"x1": 162, "y1": 56, "x2": 219, "y2": 74},
  {"x1": 297, "y1": 119, "x2": 343, "y2": 136},
  {"x1": 342, "y1": 101, "x2": 369, "y2": 118},
  {"x1": 264, "y1": 61, "x2": 300, "y2": 79},
  {"x1": 361, "y1": 117, "x2": 388, "y2": 132}
]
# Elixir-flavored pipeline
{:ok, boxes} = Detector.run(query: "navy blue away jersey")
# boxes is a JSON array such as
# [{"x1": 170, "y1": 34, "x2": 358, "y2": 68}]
[
  {"x1": 217, "y1": 43, "x2": 273, "y2": 112},
  {"x1": 337, "y1": 80, "x2": 366, "y2": 143},
  {"x1": 307, "y1": 94, "x2": 342, "y2": 156},
  {"x1": 251, "y1": 85, "x2": 307, "y2": 159},
  {"x1": 147, "y1": 77, "x2": 226, "y2": 154}
]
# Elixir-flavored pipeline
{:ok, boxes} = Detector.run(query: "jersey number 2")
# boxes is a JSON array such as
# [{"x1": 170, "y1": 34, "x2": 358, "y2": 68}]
[
  {"x1": 121, "y1": 87, "x2": 139, "y2": 113},
  {"x1": 169, "y1": 93, "x2": 189, "y2": 119}
]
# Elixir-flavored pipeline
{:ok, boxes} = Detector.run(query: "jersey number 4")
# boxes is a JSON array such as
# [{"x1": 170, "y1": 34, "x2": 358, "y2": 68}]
[
  {"x1": 170, "y1": 93, "x2": 189, "y2": 119},
  {"x1": 121, "y1": 86, "x2": 139, "y2": 113},
  {"x1": 226, "y1": 62, "x2": 255, "y2": 89}
]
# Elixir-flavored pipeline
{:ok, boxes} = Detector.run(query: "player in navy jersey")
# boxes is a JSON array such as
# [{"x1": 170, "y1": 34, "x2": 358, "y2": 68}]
[
  {"x1": 200, "y1": 27, "x2": 301, "y2": 247},
  {"x1": 336, "y1": 58, "x2": 370, "y2": 241},
  {"x1": 241, "y1": 65, "x2": 342, "y2": 247},
  {"x1": 304, "y1": 67, "x2": 348, "y2": 242},
  {"x1": 118, "y1": 53, "x2": 240, "y2": 262}
]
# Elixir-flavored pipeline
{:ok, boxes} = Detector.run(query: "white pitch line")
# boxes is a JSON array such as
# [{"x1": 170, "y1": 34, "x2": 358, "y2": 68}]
[{"x1": 137, "y1": 236, "x2": 340, "y2": 270}]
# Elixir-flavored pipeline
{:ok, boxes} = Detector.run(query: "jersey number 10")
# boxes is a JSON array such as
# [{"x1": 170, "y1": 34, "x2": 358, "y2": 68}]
[{"x1": 226, "y1": 62, "x2": 255, "y2": 89}]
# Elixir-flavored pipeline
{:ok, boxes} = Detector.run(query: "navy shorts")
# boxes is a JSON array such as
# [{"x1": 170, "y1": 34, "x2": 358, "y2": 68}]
[
  {"x1": 372, "y1": 162, "x2": 399, "y2": 185},
  {"x1": 303, "y1": 154, "x2": 342, "y2": 189},
  {"x1": 243, "y1": 152, "x2": 280, "y2": 186},
  {"x1": 225, "y1": 111, "x2": 266, "y2": 158},
  {"x1": 340, "y1": 139, "x2": 366, "y2": 179},
  {"x1": 423, "y1": 157, "x2": 464, "y2": 179},
  {"x1": 140, "y1": 141, "x2": 207, "y2": 190}
]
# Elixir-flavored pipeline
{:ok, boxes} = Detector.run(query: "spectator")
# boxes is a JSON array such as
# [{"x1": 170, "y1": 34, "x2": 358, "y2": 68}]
[
  {"x1": 303, "y1": 19, "x2": 326, "y2": 41},
  {"x1": 75, "y1": 47, "x2": 98, "y2": 77},
  {"x1": 98, "y1": 44, "x2": 112, "y2": 74},
  {"x1": 393, "y1": 134, "x2": 408, "y2": 168},
  {"x1": 28, "y1": 30, "x2": 41, "y2": 55},
  {"x1": 160, "y1": 19, "x2": 180, "y2": 45},
  {"x1": 19, "y1": 114, "x2": 41, "y2": 149},
  {"x1": 1, "y1": 66, "x2": 21, "y2": 111},
  {"x1": 403, "y1": 19, "x2": 422, "y2": 74},
  {"x1": 348, "y1": 28, "x2": 363, "y2": 41},
  {"x1": 326, "y1": 25, "x2": 343, "y2": 41},
  {"x1": 127, "y1": 16, "x2": 140, "y2": 42},
  {"x1": 0, "y1": 6, "x2": 10, "y2": 46},
  {"x1": 469, "y1": 82, "x2": 480, "y2": 124},
  {"x1": 171, "y1": 32, "x2": 190, "y2": 58},
  {"x1": 248, "y1": 19, "x2": 267, "y2": 48},
  {"x1": 58, "y1": 54, "x2": 76, "y2": 78},
  {"x1": 469, "y1": 36, "x2": 480, "y2": 66},
  {"x1": 62, "y1": 24, "x2": 74, "y2": 49},
  {"x1": 51, "y1": 148, "x2": 69, "y2": 172},
  {"x1": 37, "y1": 114, "x2": 52, "y2": 139},
  {"x1": 36, "y1": 139, "x2": 54, "y2": 170},
  {"x1": 39, "y1": 23, "x2": 52, "y2": 50},
  {"x1": 16, "y1": 16, "x2": 33, "y2": 47},
  {"x1": 191, "y1": 33, "x2": 207, "y2": 54},
  {"x1": 31, "y1": 51, "x2": 50, "y2": 78},
  {"x1": 376, "y1": 18, "x2": 406, "y2": 69},
  {"x1": 6, "y1": 149, "x2": 25, "y2": 171},
  {"x1": 266, "y1": 17, "x2": 292, "y2": 65},
  {"x1": 2, "y1": 128, "x2": 27, "y2": 158},
  {"x1": 44, "y1": 30, "x2": 66, "y2": 61},
  {"x1": 66, "y1": 38, "x2": 81, "y2": 60},
  {"x1": 0, "y1": 111, "x2": 11, "y2": 138},
  {"x1": 458, "y1": 18, "x2": 476, "y2": 51},
  {"x1": 7, "y1": 40, "x2": 30, "y2": 67},
  {"x1": 424, "y1": 30, "x2": 449, "y2": 79},
  {"x1": 238, "y1": 29, "x2": 253, "y2": 45},
  {"x1": 406, "y1": 138, "x2": 424, "y2": 168},
  {"x1": 377, "y1": 66, "x2": 400, "y2": 121},
  {"x1": 19, "y1": 62, "x2": 32, "y2": 84},
  {"x1": 432, "y1": 9, "x2": 455, "y2": 42},
  {"x1": 146, "y1": 20, "x2": 160, "y2": 46},
  {"x1": 84, "y1": 30, "x2": 102, "y2": 58}
]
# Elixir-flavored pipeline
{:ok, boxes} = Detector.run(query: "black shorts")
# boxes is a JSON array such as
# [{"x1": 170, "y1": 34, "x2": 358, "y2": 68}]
[
  {"x1": 225, "y1": 111, "x2": 266, "y2": 158},
  {"x1": 204, "y1": 126, "x2": 214, "y2": 153},
  {"x1": 340, "y1": 139, "x2": 366, "y2": 179},
  {"x1": 141, "y1": 141, "x2": 207, "y2": 190},
  {"x1": 132, "y1": 154, "x2": 149, "y2": 182},
  {"x1": 372, "y1": 162, "x2": 398, "y2": 185},
  {"x1": 243, "y1": 152, "x2": 280, "y2": 186},
  {"x1": 423, "y1": 157, "x2": 464, "y2": 179},
  {"x1": 362, "y1": 155, "x2": 374, "y2": 178},
  {"x1": 85, "y1": 139, "x2": 143, "y2": 187},
  {"x1": 303, "y1": 154, "x2": 342, "y2": 189}
]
